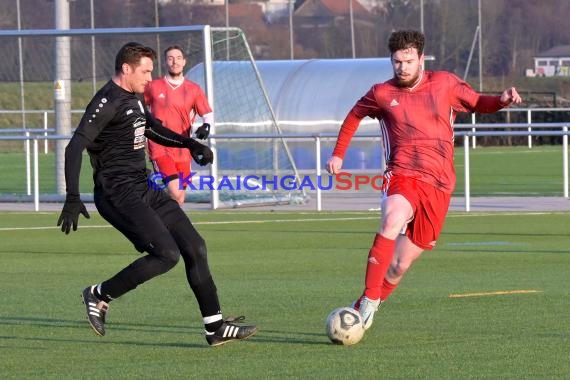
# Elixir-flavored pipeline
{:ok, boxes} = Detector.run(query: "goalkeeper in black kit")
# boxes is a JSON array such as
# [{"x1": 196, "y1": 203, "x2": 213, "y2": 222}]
[{"x1": 57, "y1": 42, "x2": 256, "y2": 346}]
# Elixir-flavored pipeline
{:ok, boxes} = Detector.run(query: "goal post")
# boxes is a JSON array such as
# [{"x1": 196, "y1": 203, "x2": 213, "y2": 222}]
[{"x1": 194, "y1": 26, "x2": 306, "y2": 208}]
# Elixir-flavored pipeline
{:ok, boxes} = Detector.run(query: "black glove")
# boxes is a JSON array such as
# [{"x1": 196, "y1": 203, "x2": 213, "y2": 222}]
[
  {"x1": 185, "y1": 138, "x2": 214, "y2": 166},
  {"x1": 195, "y1": 123, "x2": 210, "y2": 140},
  {"x1": 57, "y1": 194, "x2": 90, "y2": 234}
]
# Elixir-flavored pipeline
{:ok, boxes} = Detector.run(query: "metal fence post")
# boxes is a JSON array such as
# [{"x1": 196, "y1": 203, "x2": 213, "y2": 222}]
[
  {"x1": 562, "y1": 125, "x2": 568, "y2": 198},
  {"x1": 471, "y1": 113, "x2": 476, "y2": 149},
  {"x1": 315, "y1": 135, "x2": 322, "y2": 211},
  {"x1": 464, "y1": 135, "x2": 471, "y2": 212},
  {"x1": 25, "y1": 131, "x2": 31, "y2": 195},
  {"x1": 33, "y1": 138, "x2": 39, "y2": 211},
  {"x1": 527, "y1": 109, "x2": 532, "y2": 149},
  {"x1": 43, "y1": 111, "x2": 49, "y2": 154}
]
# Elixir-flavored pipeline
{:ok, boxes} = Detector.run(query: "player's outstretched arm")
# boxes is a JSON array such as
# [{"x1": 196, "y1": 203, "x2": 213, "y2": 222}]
[
  {"x1": 194, "y1": 123, "x2": 210, "y2": 139},
  {"x1": 57, "y1": 134, "x2": 90, "y2": 234},
  {"x1": 194, "y1": 112, "x2": 214, "y2": 140},
  {"x1": 57, "y1": 195, "x2": 90, "y2": 234},
  {"x1": 144, "y1": 113, "x2": 213, "y2": 166},
  {"x1": 500, "y1": 87, "x2": 523, "y2": 106},
  {"x1": 326, "y1": 156, "x2": 344, "y2": 175},
  {"x1": 186, "y1": 138, "x2": 213, "y2": 166}
]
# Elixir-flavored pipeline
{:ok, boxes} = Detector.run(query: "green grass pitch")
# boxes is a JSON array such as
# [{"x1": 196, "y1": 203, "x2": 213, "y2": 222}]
[{"x1": 0, "y1": 210, "x2": 569, "y2": 379}]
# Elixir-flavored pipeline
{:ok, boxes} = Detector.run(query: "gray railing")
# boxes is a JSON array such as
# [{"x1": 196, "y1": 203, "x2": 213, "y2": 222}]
[
  {"x1": 0, "y1": 122, "x2": 569, "y2": 212},
  {"x1": 466, "y1": 107, "x2": 570, "y2": 148}
]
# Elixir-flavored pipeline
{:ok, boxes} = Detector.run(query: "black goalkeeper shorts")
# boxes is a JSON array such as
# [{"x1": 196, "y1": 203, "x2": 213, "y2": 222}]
[{"x1": 94, "y1": 181, "x2": 190, "y2": 253}]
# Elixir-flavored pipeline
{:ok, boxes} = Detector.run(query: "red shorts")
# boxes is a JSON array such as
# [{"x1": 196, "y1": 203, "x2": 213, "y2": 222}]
[
  {"x1": 386, "y1": 175, "x2": 451, "y2": 250},
  {"x1": 151, "y1": 156, "x2": 192, "y2": 186}
]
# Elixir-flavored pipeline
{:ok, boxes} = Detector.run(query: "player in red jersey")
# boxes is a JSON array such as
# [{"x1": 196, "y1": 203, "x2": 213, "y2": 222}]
[
  {"x1": 144, "y1": 45, "x2": 214, "y2": 205},
  {"x1": 326, "y1": 29, "x2": 522, "y2": 330}
]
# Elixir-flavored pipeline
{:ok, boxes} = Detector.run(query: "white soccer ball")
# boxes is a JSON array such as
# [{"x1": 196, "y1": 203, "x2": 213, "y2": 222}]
[{"x1": 325, "y1": 307, "x2": 365, "y2": 345}]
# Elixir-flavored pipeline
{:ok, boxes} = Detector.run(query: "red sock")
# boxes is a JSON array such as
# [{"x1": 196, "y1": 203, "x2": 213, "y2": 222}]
[
  {"x1": 379, "y1": 278, "x2": 398, "y2": 301},
  {"x1": 363, "y1": 234, "x2": 395, "y2": 300}
]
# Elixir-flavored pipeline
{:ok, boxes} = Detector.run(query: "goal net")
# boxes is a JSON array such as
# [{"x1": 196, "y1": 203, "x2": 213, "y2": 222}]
[
  {"x1": 184, "y1": 27, "x2": 307, "y2": 208},
  {"x1": 0, "y1": 26, "x2": 307, "y2": 208}
]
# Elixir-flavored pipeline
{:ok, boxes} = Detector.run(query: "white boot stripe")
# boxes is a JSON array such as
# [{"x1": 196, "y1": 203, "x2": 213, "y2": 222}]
[{"x1": 222, "y1": 325, "x2": 239, "y2": 338}]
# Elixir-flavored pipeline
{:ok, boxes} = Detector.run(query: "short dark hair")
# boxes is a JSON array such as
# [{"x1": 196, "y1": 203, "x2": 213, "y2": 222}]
[
  {"x1": 388, "y1": 30, "x2": 425, "y2": 56},
  {"x1": 114, "y1": 42, "x2": 157, "y2": 74},
  {"x1": 163, "y1": 45, "x2": 185, "y2": 59}
]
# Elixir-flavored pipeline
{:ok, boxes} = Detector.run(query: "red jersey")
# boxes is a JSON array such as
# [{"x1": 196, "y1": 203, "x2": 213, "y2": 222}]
[
  {"x1": 333, "y1": 71, "x2": 507, "y2": 193},
  {"x1": 144, "y1": 77, "x2": 212, "y2": 162}
]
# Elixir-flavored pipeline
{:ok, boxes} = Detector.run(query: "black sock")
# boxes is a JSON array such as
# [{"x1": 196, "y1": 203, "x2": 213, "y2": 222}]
[
  {"x1": 93, "y1": 284, "x2": 112, "y2": 303},
  {"x1": 205, "y1": 319, "x2": 223, "y2": 333}
]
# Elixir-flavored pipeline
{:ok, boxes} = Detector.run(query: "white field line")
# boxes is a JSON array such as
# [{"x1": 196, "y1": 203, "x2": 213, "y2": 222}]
[
  {"x1": 449, "y1": 289, "x2": 543, "y2": 298},
  {"x1": 0, "y1": 210, "x2": 565, "y2": 232},
  {"x1": 0, "y1": 216, "x2": 380, "y2": 232}
]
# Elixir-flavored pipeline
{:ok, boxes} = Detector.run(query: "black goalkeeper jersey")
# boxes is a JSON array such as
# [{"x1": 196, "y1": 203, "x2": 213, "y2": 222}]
[
  {"x1": 75, "y1": 80, "x2": 149, "y2": 189},
  {"x1": 65, "y1": 79, "x2": 197, "y2": 197}
]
